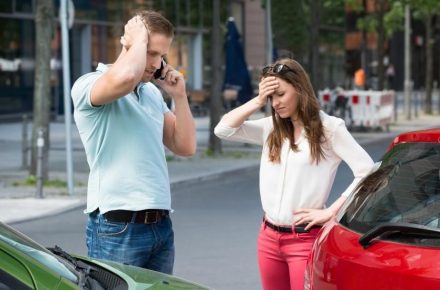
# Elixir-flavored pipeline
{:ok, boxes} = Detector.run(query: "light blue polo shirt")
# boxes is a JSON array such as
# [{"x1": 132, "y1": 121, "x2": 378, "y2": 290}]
[{"x1": 71, "y1": 63, "x2": 171, "y2": 214}]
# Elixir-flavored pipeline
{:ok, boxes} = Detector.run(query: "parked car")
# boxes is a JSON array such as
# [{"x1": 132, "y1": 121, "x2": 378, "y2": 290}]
[
  {"x1": 305, "y1": 128, "x2": 440, "y2": 290},
  {"x1": 0, "y1": 222, "x2": 209, "y2": 290}
]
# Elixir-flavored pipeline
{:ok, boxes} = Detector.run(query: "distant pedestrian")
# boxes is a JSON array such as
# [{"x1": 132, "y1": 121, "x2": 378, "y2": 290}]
[
  {"x1": 215, "y1": 58, "x2": 374, "y2": 290},
  {"x1": 71, "y1": 11, "x2": 196, "y2": 274},
  {"x1": 354, "y1": 67, "x2": 366, "y2": 90},
  {"x1": 386, "y1": 64, "x2": 395, "y2": 90}
]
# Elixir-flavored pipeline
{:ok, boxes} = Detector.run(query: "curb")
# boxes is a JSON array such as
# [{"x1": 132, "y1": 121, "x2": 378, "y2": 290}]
[{"x1": 6, "y1": 198, "x2": 86, "y2": 225}]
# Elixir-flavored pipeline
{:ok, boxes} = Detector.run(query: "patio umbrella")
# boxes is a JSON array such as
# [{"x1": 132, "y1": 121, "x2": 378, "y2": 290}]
[{"x1": 223, "y1": 17, "x2": 253, "y2": 105}]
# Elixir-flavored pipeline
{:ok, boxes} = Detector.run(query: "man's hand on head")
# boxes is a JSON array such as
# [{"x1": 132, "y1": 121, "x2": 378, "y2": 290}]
[{"x1": 121, "y1": 15, "x2": 149, "y2": 50}]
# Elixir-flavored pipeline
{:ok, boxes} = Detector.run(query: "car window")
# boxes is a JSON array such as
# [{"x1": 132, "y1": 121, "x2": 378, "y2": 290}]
[{"x1": 340, "y1": 142, "x2": 440, "y2": 247}]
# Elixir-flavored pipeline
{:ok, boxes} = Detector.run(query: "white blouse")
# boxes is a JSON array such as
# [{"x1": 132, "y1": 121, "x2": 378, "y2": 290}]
[{"x1": 214, "y1": 111, "x2": 374, "y2": 225}]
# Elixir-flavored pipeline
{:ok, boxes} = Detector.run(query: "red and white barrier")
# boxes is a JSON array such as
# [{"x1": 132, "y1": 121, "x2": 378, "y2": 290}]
[
  {"x1": 345, "y1": 90, "x2": 395, "y2": 130},
  {"x1": 318, "y1": 89, "x2": 395, "y2": 131},
  {"x1": 318, "y1": 89, "x2": 333, "y2": 113}
]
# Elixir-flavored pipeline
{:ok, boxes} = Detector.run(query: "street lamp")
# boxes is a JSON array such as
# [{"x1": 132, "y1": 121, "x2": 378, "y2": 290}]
[{"x1": 404, "y1": 4, "x2": 412, "y2": 120}]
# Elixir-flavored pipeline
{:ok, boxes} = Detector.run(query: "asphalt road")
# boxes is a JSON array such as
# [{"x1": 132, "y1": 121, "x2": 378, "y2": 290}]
[{"x1": 14, "y1": 137, "x2": 394, "y2": 290}]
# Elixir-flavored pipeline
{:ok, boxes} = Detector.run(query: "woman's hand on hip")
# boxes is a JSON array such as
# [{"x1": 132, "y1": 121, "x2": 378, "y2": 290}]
[{"x1": 293, "y1": 208, "x2": 335, "y2": 231}]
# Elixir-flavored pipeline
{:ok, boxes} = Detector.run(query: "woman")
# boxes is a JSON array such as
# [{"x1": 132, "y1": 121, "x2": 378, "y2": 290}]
[{"x1": 214, "y1": 58, "x2": 374, "y2": 290}]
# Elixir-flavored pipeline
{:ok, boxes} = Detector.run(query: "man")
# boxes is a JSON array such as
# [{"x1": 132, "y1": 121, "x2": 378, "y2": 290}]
[
  {"x1": 386, "y1": 64, "x2": 395, "y2": 90},
  {"x1": 354, "y1": 67, "x2": 366, "y2": 90},
  {"x1": 71, "y1": 11, "x2": 196, "y2": 274}
]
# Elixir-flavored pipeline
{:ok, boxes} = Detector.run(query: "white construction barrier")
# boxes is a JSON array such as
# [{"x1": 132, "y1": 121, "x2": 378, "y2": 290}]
[
  {"x1": 318, "y1": 88, "x2": 352, "y2": 128},
  {"x1": 345, "y1": 90, "x2": 394, "y2": 131},
  {"x1": 318, "y1": 89, "x2": 333, "y2": 114},
  {"x1": 318, "y1": 89, "x2": 395, "y2": 131}
]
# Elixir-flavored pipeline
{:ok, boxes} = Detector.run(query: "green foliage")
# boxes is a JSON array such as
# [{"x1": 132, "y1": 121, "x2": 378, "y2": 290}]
[
  {"x1": 204, "y1": 148, "x2": 215, "y2": 157},
  {"x1": 345, "y1": 0, "x2": 364, "y2": 12},
  {"x1": 410, "y1": 0, "x2": 440, "y2": 19},
  {"x1": 270, "y1": 0, "x2": 345, "y2": 58},
  {"x1": 372, "y1": 0, "x2": 440, "y2": 37},
  {"x1": 321, "y1": 0, "x2": 345, "y2": 51},
  {"x1": 384, "y1": 2, "x2": 404, "y2": 37},
  {"x1": 322, "y1": 0, "x2": 345, "y2": 27},
  {"x1": 345, "y1": 0, "x2": 440, "y2": 39},
  {"x1": 357, "y1": 15, "x2": 378, "y2": 32},
  {"x1": 12, "y1": 176, "x2": 83, "y2": 188},
  {"x1": 154, "y1": 0, "x2": 228, "y2": 29},
  {"x1": 344, "y1": 0, "x2": 406, "y2": 39},
  {"x1": 271, "y1": 0, "x2": 309, "y2": 58}
]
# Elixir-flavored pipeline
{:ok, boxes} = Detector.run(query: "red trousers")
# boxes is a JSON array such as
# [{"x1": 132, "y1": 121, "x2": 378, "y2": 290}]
[{"x1": 257, "y1": 222, "x2": 319, "y2": 290}]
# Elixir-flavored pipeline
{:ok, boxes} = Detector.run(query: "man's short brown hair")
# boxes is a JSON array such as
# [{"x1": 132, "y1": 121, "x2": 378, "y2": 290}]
[{"x1": 137, "y1": 11, "x2": 174, "y2": 38}]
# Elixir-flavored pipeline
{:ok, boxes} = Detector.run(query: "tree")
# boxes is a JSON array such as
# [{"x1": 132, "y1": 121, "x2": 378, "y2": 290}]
[
  {"x1": 384, "y1": 0, "x2": 440, "y2": 114},
  {"x1": 375, "y1": 0, "x2": 388, "y2": 91},
  {"x1": 411, "y1": 0, "x2": 440, "y2": 114},
  {"x1": 347, "y1": 0, "x2": 389, "y2": 90},
  {"x1": 208, "y1": 0, "x2": 222, "y2": 154},
  {"x1": 318, "y1": 0, "x2": 346, "y2": 88},
  {"x1": 270, "y1": 0, "x2": 345, "y2": 89},
  {"x1": 271, "y1": 0, "x2": 309, "y2": 60},
  {"x1": 31, "y1": 0, "x2": 54, "y2": 179},
  {"x1": 309, "y1": 0, "x2": 321, "y2": 90}
]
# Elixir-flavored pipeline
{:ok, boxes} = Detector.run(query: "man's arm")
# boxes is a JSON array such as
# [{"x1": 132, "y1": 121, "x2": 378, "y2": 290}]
[
  {"x1": 90, "y1": 16, "x2": 148, "y2": 106},
  {"x1": 160, "y1": 70, "x2": 196, "y2": 156},
  {"x1": 163, "y1": 101, "x2": 196, "y2": 156}
]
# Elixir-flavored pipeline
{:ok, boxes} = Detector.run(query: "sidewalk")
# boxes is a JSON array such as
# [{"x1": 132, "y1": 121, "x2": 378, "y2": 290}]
[{"x1": 0, "y1": 111, "x2": 439, "y2": 224}]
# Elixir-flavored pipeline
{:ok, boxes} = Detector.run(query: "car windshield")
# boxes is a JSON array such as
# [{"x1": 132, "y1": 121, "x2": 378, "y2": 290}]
[
  {"x1": 340, "y1": 142, "x2": 440, "y2": 247},
  {"x1": 0, "y1": 223, "x2": 78, "y2": 283}
]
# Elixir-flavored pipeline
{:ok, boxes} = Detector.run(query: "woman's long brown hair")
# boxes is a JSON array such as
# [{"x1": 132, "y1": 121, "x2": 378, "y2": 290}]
[{"x1": 265, "y1": 58, "x2": 325, "y2": 164}]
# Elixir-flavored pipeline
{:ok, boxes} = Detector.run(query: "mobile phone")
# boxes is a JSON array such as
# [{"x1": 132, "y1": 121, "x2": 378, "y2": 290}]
[
  {"x1": 294, "y1": 224, "x2": 311, "y2": 233},
  {"x1": 154, "y1": 59, "x2": 166, "y2": 80}
]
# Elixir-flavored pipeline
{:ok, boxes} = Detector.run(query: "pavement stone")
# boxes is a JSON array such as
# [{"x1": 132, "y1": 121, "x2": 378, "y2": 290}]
[{"x1": 0, "y1": 107, "x2": 439, "y2": 224}]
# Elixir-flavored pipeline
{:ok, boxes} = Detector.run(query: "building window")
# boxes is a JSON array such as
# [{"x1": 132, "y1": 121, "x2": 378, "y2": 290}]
[{"x1": 14, "y1": 0, "x2": 34, "y2": 14}]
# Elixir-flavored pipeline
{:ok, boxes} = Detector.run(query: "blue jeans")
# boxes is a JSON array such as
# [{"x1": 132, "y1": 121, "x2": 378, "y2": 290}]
[{"x1": 86, "y1": 210, "x2": 175, "y2": 274}]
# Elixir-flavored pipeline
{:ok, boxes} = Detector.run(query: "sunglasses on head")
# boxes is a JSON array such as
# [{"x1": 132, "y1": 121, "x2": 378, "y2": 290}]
[{"x1": 262, "y1": 64, "x2": 295, "y2": 75}]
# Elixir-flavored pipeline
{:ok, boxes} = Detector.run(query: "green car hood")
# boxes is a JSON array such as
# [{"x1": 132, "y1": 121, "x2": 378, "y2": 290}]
[{"x1": 76, "y1": 255, "x2": 210, "y2": 290}]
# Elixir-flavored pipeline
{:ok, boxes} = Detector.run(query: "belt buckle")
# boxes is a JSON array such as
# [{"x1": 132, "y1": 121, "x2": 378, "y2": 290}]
[{"x1": 144, "y1": 211, "x2": 159, "y2": 224}]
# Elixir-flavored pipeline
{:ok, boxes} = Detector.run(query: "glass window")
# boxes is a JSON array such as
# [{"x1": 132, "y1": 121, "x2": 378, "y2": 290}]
[
  {"x1": 340, "y1": 142, "x2": 440, "y2": 247},
  {"x1": 74, "y1": 0, "x2": 127, "y2": 22},
  {"x1": 74, "y1": 0, "x2": 101, "y2": 21},
  {"x1": 14, "y1": 0, "x2": 34, "y2": 13},
  {"x1": 0, "y1": 18, "x2": 35, "y2": 113},
  {"x1": 90, "y1": 24, "x2": 123, "y2": 67},
  {"x1": 106, "y1": 0, "x2": 124, "y2": 22},
  {"x1": 0, "y1": 1, "x2": 12, "y2": 13}
]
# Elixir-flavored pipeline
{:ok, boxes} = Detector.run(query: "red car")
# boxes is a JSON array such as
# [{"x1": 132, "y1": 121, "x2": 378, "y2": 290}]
[{"x1": 305, "y1": 128, "x2": 440, "y2": 290}]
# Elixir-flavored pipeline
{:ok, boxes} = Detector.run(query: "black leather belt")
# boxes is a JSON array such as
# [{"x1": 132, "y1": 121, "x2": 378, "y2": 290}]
[
  {"x1": 104, "y1": 209, "x2": 169, "y2": 224},
  {"x1": 264, "y1": 219, "x2": 294, "y2": 233},
  {"x1": 264, "y1": 218, "x2": 321, "y2": 233}
]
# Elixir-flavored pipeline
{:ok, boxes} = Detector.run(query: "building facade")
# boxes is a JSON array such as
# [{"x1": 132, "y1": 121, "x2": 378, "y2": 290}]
[{"x1": 0, "y1": 0, "x2": 211, "y2": 116}]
